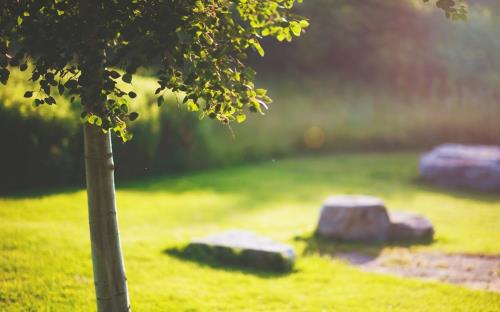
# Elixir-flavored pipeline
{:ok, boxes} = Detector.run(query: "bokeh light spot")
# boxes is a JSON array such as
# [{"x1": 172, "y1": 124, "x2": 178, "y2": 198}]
[{"x1": 304, "y1": 126, "x2": 326, "y2": 149}]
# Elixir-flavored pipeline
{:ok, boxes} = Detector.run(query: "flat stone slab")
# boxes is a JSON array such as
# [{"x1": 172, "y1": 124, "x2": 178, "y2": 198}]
[
  {"x1": 316, "y1": 195, "x2": 434, "y2": 243},
  {"x1": 187, "y1": 230, "x2": 295, "y2": 272},
  {"x1": 420, "y1": 143, "x2": 500, "y2": 192}
]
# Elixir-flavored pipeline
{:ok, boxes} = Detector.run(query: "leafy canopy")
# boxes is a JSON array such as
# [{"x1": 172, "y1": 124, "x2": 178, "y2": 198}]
[
  {"x1": 1, "y1": 0, "x2": 308, "y2": 141},
  {"x1": 0, "y1": 0, "x2": 464, "y2": 142}
]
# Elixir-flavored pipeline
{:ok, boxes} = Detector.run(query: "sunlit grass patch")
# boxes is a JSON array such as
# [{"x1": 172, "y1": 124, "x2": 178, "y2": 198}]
[{"x1": 1, "y1": 153, "x2": 500, "y2": 311}]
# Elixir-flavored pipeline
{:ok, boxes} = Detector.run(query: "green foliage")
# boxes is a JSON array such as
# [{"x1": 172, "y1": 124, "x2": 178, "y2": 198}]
[
  {"x1": 0, "y1": 0, "x2": 308, "y2": 141},
  {"x1": 429, "y1": 0, "x2": 468, "y2": 20},
  {"x1": 1, "y1": 154, "x2": 500, "y2": 311}
]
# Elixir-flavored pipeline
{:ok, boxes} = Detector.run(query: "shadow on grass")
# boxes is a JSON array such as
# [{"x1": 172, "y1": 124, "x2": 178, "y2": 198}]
[
  {"x1": 118, "y1": 153, "x2": 500, "y2": 211},
  {"x1": 0, "y1": 184, "x2": 84, "y2": 199},
  {"x1": 117, "y1": 153, "x2": 421, "y2": 200},
  {"x1": 295, "y1": 232, "x2": 435, "y2": 264},
  {"x1": 5, "y1": 153, "x2": 499, "y2": 207},
  {"x1": 164, "y1": 245, "x2": 296, "y2": 278},
  {"x1": 411, "y1": 177, "x2": 500, "y2": 203}
]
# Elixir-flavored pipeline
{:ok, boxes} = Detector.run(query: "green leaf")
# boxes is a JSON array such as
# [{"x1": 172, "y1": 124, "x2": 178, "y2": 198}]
[
  {"x1": 249, "y1": 39, "x2": 265, "y2": 57},
  {"x1": 290, "y1": 22, "x2": 301, "y2": 36},
  {"x1": 186, "y1": 99, "x2": 199, "y2": 112},
  {"x1": 88, "y1": 115, "x2": 100, "y2": 125},
  {"x1": 128, "y1": 91, "x2": 137, "y2": 98},
  {"x1": 122, "y1": 73, "x2": 132, "y2": 84},
  {"x1": 236, "y1": 114, "x2": 247, "y2": 123},
  {"x1": 24, "y1": 91, "x2": 33, "y2": 98},
  {"x1": 31, "y1": 72, "x2": 40, "y2": 82},
  {"x1": 129, "y1": 112, "x2": 139, "y2": 121},
  {"x1": 256, "y1": 88, "x2": 267, "y2": 96},
  {"x1": 33, "y1": 99, "x2": 43, "y2": 107},
  {"x1": 122, "y1": 132, "x2": 133, "y2": 142},
  {"x1": 157, "y1": 96, "x2": 164, "y2": 107},
  {"x1": 120, "y1": 104, "x2": 128, "y2": 113},
  {"x1": 299, "y1": 20, "x2": 310, "y2": 28},
  {"x1": 109, "y1": 70, "x2": 120, "y2": 79},
  {"x1": 45, "y1": 96, "x2": 56, "y2": 105},
  {"x1": 277, "y1": 32, "x2": 286, "y2": 42},
  {"x1": 195, "y1": 0, "x2": 204, "y2": 11},
  {"x1": 64, "y1": 80, "x2": 78, "y2": 89}
]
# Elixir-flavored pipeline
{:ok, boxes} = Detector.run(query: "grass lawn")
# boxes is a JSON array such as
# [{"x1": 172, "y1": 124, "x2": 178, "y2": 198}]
[{"x1": 1, "y1": 152, "x2": 499, "y2": 311}]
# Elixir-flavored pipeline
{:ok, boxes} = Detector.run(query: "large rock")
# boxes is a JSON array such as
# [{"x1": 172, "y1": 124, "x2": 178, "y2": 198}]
[
  {"x1": 316, "y1": 195, "x2": 391, "y2": 242},
  {"x1": 187, "y1": 230, "x2": 295, "y2": 272},
  {"x1": 420, "y1": 144, "x2": 500, "y2": 192},
  {"x1": 316, "y1": 195, "x2": 434, "y2": 243}
]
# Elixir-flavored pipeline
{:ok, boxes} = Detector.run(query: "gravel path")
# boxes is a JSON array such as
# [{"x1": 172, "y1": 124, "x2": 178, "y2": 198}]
[{"x1": 336, "y1": 248, "x2": 500, "y2": 292}]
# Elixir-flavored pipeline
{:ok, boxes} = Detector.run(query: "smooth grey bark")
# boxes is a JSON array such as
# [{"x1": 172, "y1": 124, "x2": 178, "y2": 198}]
[{"x1": 84, "y1": 123, "x2": 131, "y2": 312}]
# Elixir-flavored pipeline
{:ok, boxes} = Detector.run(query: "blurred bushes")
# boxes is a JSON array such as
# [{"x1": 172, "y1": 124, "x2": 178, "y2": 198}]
[
  {"x1": 0, "y1": 69, "x2": 83, "y2": 191},
  {"x1": 0, "y1": 70, "x2": 212, "y2": 191},
  {"x1": 0, "y1": 103, "x2": 83, "y2": 190},
  {"x1": 2, "y1": 69, "x2": 500, "y2": 192}
]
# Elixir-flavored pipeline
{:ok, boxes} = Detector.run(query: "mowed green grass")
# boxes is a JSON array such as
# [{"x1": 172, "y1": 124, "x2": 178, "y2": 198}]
[{"x1": 1, "y1": 153, "x2": 500, "y2": 311}]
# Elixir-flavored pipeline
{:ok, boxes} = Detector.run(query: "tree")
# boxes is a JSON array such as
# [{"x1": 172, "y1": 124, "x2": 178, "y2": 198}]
[
  {"x1": 1, "y1": 1, "x2": 308, "y2": 311},
  {"x1": 0, "y1": 0, "x2": 465, "y2": 311}
]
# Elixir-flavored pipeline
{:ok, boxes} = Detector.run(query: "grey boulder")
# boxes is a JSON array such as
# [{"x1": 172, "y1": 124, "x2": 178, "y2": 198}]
[
  {"x1": 420, "y1": 143, "x2": 500, "y2": 192},
  {"x1": 316, "y1": 195, "x2": 434, "y2": 243},
  {"x1": 316, "y1": 195, "x2": 391, "y2": 242},
  {"x1": 187, "y1": 230, "x2": 295, "y2": 272}
]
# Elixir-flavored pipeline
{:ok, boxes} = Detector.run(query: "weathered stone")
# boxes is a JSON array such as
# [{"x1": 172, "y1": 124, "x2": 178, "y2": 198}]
[
  {"x1": 420, "y1": 144, "x2": 500, "y2": 192},
  {"x1": 389, "y1": 211, "x2": 434, "y2": 243},
  {"x1": 316, "y1": 195, "x2": 435, "y2": 244},
  {"x1": 187, "y1": 230, "x2": 295, "y2": 272},
  {"x1": 316, "y1": 195, "x2": 391, "y2": 242}
]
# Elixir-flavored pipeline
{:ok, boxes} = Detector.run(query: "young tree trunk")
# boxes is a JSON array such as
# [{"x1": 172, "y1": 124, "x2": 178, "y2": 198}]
[{"x1": 84, "y1": 123, "x2": 131, "y2": 312}]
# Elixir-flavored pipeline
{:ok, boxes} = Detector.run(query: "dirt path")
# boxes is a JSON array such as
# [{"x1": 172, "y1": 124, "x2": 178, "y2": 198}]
[{"x1": 335, "y1": 248, "x2": 500, "y2": 292}]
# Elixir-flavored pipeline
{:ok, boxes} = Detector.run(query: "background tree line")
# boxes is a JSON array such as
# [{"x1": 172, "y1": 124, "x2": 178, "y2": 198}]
[
  {"x1": 253, "y1": 0, "x2": 500, "y2": 97},
  {"x1": 2, "y1": 0, "x2": 500, "y2": 192}
]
